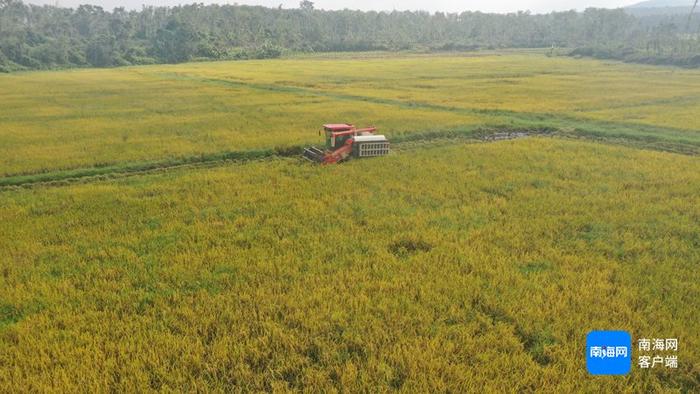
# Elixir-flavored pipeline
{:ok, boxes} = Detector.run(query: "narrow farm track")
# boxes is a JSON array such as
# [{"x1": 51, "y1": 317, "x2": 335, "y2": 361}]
[
  {"x1": 1, "y1": 128, "x2": 698, "y2": 190},
  {"x1": 0, "y1": 129, "x2": 527, "y2": 189}
]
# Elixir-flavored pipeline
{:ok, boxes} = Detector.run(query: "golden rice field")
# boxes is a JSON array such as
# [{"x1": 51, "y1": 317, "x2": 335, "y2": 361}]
[
  {"x1": 1, "y1": 52, "x2": 700, "y2": 176},
  {"x1": 1, "y1": 139, "x2": 699, "y2": 391},
  {"x1": 172, "y1": 52, "x2": 700, "y2": 128},
  {"x1": 1, "y1": 52, "x2": 699, "y2": 391}
]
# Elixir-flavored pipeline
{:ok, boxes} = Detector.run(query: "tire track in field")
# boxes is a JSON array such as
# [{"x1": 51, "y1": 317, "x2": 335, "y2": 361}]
[
  {"x1": 1, "y1": 128, "x2": 698, "y2": 190},
  {"x1": 0, "y1": 128, "x2": 523, "y2": 189},
  {"x1": 572, "y1": 93, "x2": 700, "y2": 113}
]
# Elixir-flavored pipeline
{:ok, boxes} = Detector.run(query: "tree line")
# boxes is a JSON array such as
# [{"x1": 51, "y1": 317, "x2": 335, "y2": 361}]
[{"x1": 1, "y1": 0, "x2": 699, "y2": 72}]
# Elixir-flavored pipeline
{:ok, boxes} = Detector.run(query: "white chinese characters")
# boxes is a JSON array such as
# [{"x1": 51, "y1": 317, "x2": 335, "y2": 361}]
[
  {"x1": 590, "y1": 346, "x2": 628, "y2": 359},
  {"x1": 638, "y1": 338, "x2": 678, "y2": 369}
]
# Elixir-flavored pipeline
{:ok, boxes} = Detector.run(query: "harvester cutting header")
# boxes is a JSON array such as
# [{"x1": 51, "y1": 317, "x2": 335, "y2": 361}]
[{"x1": 303, "y1": 124, "x2": 390, "y2": 164}]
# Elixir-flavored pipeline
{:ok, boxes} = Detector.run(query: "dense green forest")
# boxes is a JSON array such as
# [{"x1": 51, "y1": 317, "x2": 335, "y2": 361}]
[{"x1": 1, "y1": 0, "x2": 699, "y2": 71}]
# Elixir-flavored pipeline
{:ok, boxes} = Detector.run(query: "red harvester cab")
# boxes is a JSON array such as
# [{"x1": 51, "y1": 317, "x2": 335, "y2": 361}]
[{"x1": 303, "y1": 124, "x2": 390, "y2": 164}]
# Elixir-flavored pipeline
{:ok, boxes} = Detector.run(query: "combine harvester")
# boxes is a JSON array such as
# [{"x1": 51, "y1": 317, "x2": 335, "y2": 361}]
[{"x1": 303, "y1": 124, "x2": 390, "y2": 164}]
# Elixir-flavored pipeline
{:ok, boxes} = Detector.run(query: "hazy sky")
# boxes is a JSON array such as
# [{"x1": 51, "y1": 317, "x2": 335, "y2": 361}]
[{"x1": 29, "y1": 0, "x2": 647, "y2": 14}]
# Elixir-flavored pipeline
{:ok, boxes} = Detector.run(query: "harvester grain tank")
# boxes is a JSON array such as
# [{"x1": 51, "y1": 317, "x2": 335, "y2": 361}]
[{"x1": 303, "y1": 124, "x2": 390, "y2": 164}]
